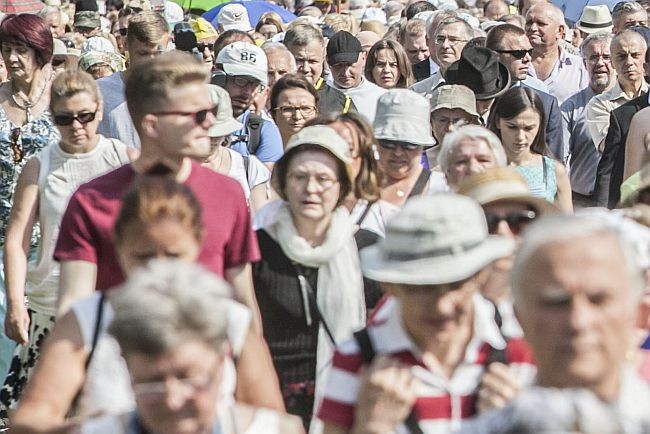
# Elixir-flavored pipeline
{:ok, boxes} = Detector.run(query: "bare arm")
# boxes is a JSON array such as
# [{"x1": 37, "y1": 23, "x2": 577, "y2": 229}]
[
  {"x1": 56, "y1": 261, "x2": 97, "y2": 317},
  {"x1": 323, "y1": 422, "x2": 351, "y2": 434},
  {"x1": 235, "y1": 325, "x2": 285, "y2": 411},
  {"x1": 623, "y1": 110, "x2": 649, "y2": 181},
  {"x1": 248, "y1": 183, "x2": 270, "y2": 217},
  {"x1": 555, "y1": 163, "x2": 573, "y2": 213},
  {"x1": 10, "y1": 310, "x2": 88, "y2": 434},
  {"x1": 4, "y1": 158, "x2": 40, "y2": 345},
  {"x1": 224, "y1": 263, "x2": 262, "y2": 334}
]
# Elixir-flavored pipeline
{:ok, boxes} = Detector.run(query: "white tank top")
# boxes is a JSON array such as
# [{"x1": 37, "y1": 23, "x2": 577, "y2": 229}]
[{"x1": 27, "y1": 136, "x2": 130, "y2": 314}]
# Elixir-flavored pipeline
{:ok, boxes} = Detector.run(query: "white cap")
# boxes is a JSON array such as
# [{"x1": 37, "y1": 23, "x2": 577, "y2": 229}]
[
  {"x1": 217, "y1": 3, "x2": 252, "y2": 32},
  {"x1": 165, "y1": 1, "x2": 184, "y2": 27},
  {"x1": 52, "y1": 38, "x2": 67, "y2": 56},
  {"x1": 216, "y1": 41, "x2": 268, "y2": 86},
  {"x1": 82, "y1": 36, "x2": 116, "y2": 54}
]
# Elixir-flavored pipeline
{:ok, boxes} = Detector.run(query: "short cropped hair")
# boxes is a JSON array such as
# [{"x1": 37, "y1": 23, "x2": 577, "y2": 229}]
[
  {"x1": 109, "y1": 260, "x2": 234, "y2": 357},
  {"x1": 284, "y1": 21, "x2": 324, "y2": 47},
  {"x1": 579, "y1": 30, "x2": 614, "y2": 57},
  {"x1": 125, "y1": 51, "x2": 209, "y2": 131},
  {"x1": 50, "y1": 70, "x2": 102, "y2": 110},
  {"x1": 126, "y1": 10, "x2": 169, "y2": 46},
  {"x1": 262, "y1": 41, "x2": 297, "y2": 70},
  {"x1": 270, "y1": 73, "x2": 319, "y2": 114},
  {"x1": 399, "y1": 18, "x2": 426, "y2": 44},
  {"x1": 433, "y1": 16, "x2": 474, "y2": 41},
  {"x1": 486, "y1": 23, "x2": 526, "y2": 51}
]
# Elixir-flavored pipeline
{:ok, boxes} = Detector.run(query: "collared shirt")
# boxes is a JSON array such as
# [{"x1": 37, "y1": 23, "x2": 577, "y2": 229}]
[
  {"x1": 586, "y1": 80, "x2": 649, "y2": 150},
  {"x1": 328, "y1": 77, "x2": 387, "y2": 123},
  {"x1": 520, "y1": 75, "x2": 549, "y2": 94},
  {"x1": 317, "y1": 295, "x2": 537, "y2": 434},
  {"x1": 528, "y1": 46, "x2": 589, "y2": 105},
  {"x1": 561, "y1": 86, "x2": 599, "y2": 196},
  {"x1": 430, "y1": 58, "x2": 440, "y2": 76},
  {"x1": 410, "y1": 70, "x2": 444, "y2": 99}
]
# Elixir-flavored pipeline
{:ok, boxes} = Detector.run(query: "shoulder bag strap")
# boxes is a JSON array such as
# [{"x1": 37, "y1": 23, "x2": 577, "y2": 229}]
[
  {"x1": 408, "y1": 169, "x2": 431, "y2": 199},
  {"x1": 293, "y1": 264, "x2": 336, "y2": 345},
  {"x1": 355, "y1": 201, "x2": 375, "y2": 226},
  {"x1": 246, "y1": 114, "x2": 263, "y2": 156}
]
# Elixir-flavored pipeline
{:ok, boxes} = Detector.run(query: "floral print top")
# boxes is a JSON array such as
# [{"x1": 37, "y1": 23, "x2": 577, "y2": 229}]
[{"x1": 0, "y1": 108, "x2": 60, "y2": 247}]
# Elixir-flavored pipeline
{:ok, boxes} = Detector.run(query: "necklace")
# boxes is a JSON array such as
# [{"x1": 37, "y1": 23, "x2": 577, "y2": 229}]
[{"x1": 11, "y1": 79, "x2": 47, "y2": 124}]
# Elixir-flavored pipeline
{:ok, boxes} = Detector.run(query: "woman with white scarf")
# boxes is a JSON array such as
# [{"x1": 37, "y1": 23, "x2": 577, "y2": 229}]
[{"x1": 253, "y1": 126, "x2": 365, "y2": 432}]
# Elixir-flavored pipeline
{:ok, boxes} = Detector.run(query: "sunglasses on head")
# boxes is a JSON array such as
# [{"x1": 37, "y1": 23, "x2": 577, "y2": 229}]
[
  {"x1": 378, "y1": 140, "x2": 421, "y2": 151},
  {"x1": 485, "y1": 210, "x2": 537, "y2": 235},
  {"x1": 152, "y1": 105, "x2": 218, "y2": 125},
  {"x1": 495, "y1": 49, "x2": 533, "y2": 59},
  {"x1": 53, "y1": 111, "x2": 97, "y2": 126}
]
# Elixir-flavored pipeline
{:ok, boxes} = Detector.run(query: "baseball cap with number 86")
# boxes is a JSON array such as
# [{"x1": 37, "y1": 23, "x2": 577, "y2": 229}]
[{"x1": 216, "y1": 41, "x2": 268, "y2": 86}]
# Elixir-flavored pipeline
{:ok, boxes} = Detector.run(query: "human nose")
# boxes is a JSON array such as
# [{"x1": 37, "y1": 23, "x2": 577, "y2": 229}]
[
  {"x1": 163, "y1": 378, "x2": 189, "y2": 411},
  {"x1": 304, "y1": 175, "x2": 321, "y2": 193},
  {"x1": 434, "y1": 290, "x2": 458, "y2": 317},
  {"x1": 495, "y1": 218, "x2": 516, "y2": 238},
  {"x1": 298, "y1": 60, "x2": 309, "y2": 72},
  {"x1": 568, "y1": 297, "x2": 596, "y2": 332}
]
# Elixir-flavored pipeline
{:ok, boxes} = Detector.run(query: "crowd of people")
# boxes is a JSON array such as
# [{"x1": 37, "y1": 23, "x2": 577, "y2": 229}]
[{"x1": 0, "y1": 0, "x2": 647, "y2": 433}]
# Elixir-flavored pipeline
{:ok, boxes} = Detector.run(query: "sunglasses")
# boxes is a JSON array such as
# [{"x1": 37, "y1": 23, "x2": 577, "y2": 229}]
[
  {"x1": 196, "y1": 42, "x2": 213, "y2": 52},
  {"x1": 152, "y1": 105, "x2": 218, "y2": 125},
  {"x1": 378, "y1": 140, "x2": 421, "y2": 151},
  {"x1": 485, "y1": 210, "x2": 537, "y2": 235},
  {"x1": 495, "y1": 49, "x2": 533, "y2": 60},
  {"x1": 53, "y1": 111, "x2": 97, "y2": 126},
  {"x1": 52, "y1": 57, "x2": 66, "y2": 67},
  {"x1": 118, "y1": 27, "x2": 128, "y2": 36}
]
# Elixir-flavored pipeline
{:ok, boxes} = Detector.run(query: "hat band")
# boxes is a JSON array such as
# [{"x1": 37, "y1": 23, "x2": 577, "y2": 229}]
[
  {"x1": 385, "y1": 239, "x2": 483, "y2": 262},
  {"x1": 578, "y1": 20, "x2": 613, "y2": 28}
]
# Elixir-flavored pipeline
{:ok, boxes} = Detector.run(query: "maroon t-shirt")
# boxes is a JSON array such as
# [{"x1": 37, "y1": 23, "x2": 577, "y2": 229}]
[{"x1": 54, "y1": 160, "x2": 260, "y2": 290}]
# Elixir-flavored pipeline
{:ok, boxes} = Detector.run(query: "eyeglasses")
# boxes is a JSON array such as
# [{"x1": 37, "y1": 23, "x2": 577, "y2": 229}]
[
  {"x1": 287, "y1": 171, "x2": 339, "y2": 191},
  {"x1": 431, "y1": 115, "x2": 469, "y2": 127},
  {"x1": 152, "y1": 105, "x2": 218, "y2": 125},
  {"x1": 485, "y1": 210, "x2": 537, "y2": 235},
  {"x1": 378, "y1": 141, "x2": 421, "y2": 151},
  {"x1": 275, "y1": 105, "x2": 317, "y2": 117},
  {"x1": 10, "y1": 128, "x2": 22, "y2": 163},
  {"x1": 587, "y1": 54, "x2": 612, "y2": 64},
  {"x1": 495, "y1": 49, "x2": 533, "y2": 59},
  {"x1": 434, "y1": 35, "x2": 468, "y2": 46},
  {"x1": 52, "y1": 57, "x2": 66, "y2": 68},
  {"x1": 197, "y1": 42, "x2": 213, "y2": 52},
  {"x1": 227, "y1": 76, "x2": 264, "y2": 91},
  {"x1": 53, "y1": 111, "x2": 97, "y2": 126},
  {"x1": 132, "y1": 373, "x2": 216, "y2": 403}
]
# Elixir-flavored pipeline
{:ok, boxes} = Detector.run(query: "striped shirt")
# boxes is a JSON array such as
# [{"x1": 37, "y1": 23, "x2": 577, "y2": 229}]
[{"x1": 317, "y1": 296, "x2": 537, "y2": 434}]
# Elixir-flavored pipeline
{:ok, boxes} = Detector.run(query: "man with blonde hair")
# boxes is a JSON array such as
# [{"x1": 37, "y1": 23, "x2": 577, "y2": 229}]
[{"x1": 399, "y1": 19, "x2": 431, "y2": 81}]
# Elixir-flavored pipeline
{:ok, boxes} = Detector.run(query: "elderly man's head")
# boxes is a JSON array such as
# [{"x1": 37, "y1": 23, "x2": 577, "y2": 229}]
[
  {"x1": 512, "y1": 215, "x2": 645, "y2": 401},
  {"x1": 525, "y1": 2, "x2": 566, "y2": 51},
  {"x1": 612, "y1": 1, "x2": 648, "y2": 34},
  {"x1": 430, "y1": 16, "x2": 473, "y2": 74},
  {"x1": 484, "y1": 0, "x2": 510, "y2": 20},
  {"x1": 610, "y1": 29, "x2": 648, "y2": 88},
  {"x1": 438, "y1": 125, "x2": 507, "y2": 189},
  {"x1": 580, "y1": 31, "x2": 615, "y2": 93},
  {"x1": 262, "y1": 42, "x2": 297, "y2": 89}
]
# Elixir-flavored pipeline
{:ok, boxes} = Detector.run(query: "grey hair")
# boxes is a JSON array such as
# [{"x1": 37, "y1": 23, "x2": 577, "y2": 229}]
[
  {"x1": 612, "y1": 28, "x2": 648, "y2": 50},
  {"x1": 262, "y1": 41, "x2": 297, "y2": 70},
  {"x1": 527, "y1": 2, "x2": 565, "y2": 27},
  {"x1": 284, "y1": 21, "x2": 324, "y2": 47},
  {"x1": 438, "y1": 125, "x2": 507, "y2": 175},
  {"x1": 511, "y1": 214, "x2": 646, "y2": 307},
  {"x1": 433, "y1": 16, "x2": 474, "y2": 41},
  {"x1": 109, "y1": 260, "x2": 234, "y2": 357},
  {"x1": 580, "y1": 31, "x2": 614, "y2": 57},
  {"x1": 612, "y1": 1, "x2": 644, "y2": 21},
  {"x1": 39, "y1": 5, "x2": 61, "y2": 18}
]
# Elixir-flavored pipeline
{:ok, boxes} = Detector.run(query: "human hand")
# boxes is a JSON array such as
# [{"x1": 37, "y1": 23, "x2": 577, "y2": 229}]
[
  {"x1": 476, "y1": 362, "x2": 521, "y2": 413},
  {"x1": 5, "y1": 304, "x2": 29, "y2": 346},
  {"x1": 351, "y1": 355, "x2": 418, "y2": 434}
]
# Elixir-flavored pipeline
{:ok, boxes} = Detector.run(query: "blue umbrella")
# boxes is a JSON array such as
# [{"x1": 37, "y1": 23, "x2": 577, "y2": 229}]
[
  {"x1": 203, "y1": 0, "x2": 296, "y2": 28},
  {"x1": 551, "y1": 0, "x2": 621, "y2": 23}
]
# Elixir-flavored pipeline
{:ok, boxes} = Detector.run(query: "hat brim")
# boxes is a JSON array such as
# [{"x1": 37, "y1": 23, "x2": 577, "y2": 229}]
[
  {"x1": 480, "y1": 194, "x2": 558, "y2": 216},
  {"x1": 360, "y1": 235, "x2": 514, "y2": 285},
  {"x1": 222, "y1": 63, "x2": 268, "y2": 86},
  {"x1": 208, "y1": 118, "x2": 244, "y2": 137},
  {"x1": 327, "y1": 52, "x2": 360, "y2": 65},
  {"x1": 445, "y1": 62, "x2": 511, "y2": 101},
  {"x1": 576, "y1": 23, "x2": 613, "y2": 34}
]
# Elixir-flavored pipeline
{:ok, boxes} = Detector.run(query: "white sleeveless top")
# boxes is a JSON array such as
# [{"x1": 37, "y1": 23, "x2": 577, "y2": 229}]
[
  {"x1": 26, "y1": 136, "x2": 130, "y2": 314},
  {"x1": 71, "y1": 292, "x2": 251, "y2": 418}
]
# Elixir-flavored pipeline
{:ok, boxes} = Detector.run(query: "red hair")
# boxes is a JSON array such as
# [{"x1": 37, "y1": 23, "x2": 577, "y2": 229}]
[{"x1": 0, "y1": 14, "x2": 53, "y2": 67}]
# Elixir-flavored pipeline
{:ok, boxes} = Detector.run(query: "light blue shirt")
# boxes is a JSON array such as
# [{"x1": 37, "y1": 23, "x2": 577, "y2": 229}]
[{"x1": 230, "y1": 111, "x2": 284, "y2": 163}]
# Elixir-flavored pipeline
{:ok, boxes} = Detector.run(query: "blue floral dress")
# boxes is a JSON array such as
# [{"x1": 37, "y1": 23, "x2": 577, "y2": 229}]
[{"x1": 515, "y1": 155, "x2": 557, "y2": 203}]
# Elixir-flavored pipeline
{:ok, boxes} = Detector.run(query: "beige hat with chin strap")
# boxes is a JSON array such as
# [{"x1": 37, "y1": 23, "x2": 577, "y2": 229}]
[{"x1": 207, "y1": 84, "x2": 244, "y2": 138}]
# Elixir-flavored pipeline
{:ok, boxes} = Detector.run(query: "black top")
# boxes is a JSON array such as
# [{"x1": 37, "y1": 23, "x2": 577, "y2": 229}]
[{"x1": 315, "y1": 79, "x2": 358, "y2": 114}]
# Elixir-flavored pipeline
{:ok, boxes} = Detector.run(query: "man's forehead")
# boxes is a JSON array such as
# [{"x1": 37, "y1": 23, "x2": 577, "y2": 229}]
[{"x1": 436, "y1": 22, "x2": 466, "y2": 36}]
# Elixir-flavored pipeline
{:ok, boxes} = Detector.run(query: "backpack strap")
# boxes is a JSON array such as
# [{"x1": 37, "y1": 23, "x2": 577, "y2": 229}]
[
  {"x1": 246, "y1": 113, "x2": 264, "y2": 156},
  {"x1": 353, "y1": 329, "x2": 425, "y2": 434}
]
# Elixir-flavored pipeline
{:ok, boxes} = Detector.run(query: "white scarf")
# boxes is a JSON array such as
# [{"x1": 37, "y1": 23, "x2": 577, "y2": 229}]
[{"x1": 262, "y1": 200, "x2": 366, "y2": 426}]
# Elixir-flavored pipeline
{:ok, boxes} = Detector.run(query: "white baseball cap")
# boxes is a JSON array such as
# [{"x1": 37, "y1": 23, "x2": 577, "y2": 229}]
[
  {"x1": 216, "y1": 41, "x2": 268, "y2": 86},
  {"x1": 217, "y1": 3, "x2": 253, "y2": 32}
]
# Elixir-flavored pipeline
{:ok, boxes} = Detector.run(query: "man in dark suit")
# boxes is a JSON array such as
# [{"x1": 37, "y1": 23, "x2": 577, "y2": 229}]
[
  {"x1": 486, "y1": 24, "x2": 565, "y2": 161},
  {"x1": 400, "y1": 18, "x2": 434, "y2": 82},
  {"x1": 593, "y1": 93, "x2": 649, "y2": 208}
]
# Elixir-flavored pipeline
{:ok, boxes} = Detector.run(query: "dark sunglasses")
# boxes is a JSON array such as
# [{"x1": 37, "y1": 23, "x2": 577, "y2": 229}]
[
  {"x1": 485, "y1": 210, "x2": 537, "y2": 235},
  {"x1": 52, "y1": 57, "x2": 66, "y2": 67},
  {"x1": 495, "y1": 49, "x2": 533, "y2": 59},
  {"x1": 118, "y1": 27, "x2": 128, "y2": 36},
  {"x1": 53, "y1": 111, "x2": 97, "y2": 126},
  {"x1": 152, "y1": 105, "x2": 218, "y2": 125},
  {"x1": 378, "y1": 141, "x2": 421, "y2": 151},
  {"x1": 196, "y1": 42, "x2": 213, "y2": 52}
]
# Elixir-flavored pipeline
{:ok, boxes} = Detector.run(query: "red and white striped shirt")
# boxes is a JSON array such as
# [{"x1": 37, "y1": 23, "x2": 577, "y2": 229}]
[{"x1": 317, "y1": 296, "x2": 537, "y2": 434}]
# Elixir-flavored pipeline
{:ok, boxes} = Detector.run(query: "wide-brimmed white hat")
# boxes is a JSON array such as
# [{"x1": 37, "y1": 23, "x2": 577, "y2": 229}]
[
  {"x1": 374, "y1": 89, "x2": 434, "y2": 146},
  {"x1": 577, "y1": 5, "x2": 613, "y2": 34},
  {"x1": 207, "y1": 85, "x2": 243, "y2": 138},
  {"x1": 216, "y1": 41, "x2": 268, "y2": 86},
  {"x1": 361, "y1": 194, "x2": 514, "y2": 284}
]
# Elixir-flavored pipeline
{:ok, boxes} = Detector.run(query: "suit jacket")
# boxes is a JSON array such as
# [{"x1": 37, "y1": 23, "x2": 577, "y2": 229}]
[
  {"x1": 594, "y1": 92, "x2": 649, "y2": 208},
  {"x1": 413, "y1": 58, "x2": 431, "y2": 82}
]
